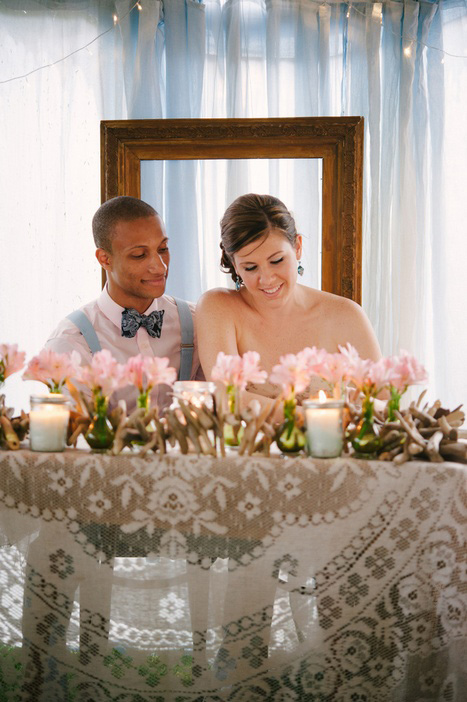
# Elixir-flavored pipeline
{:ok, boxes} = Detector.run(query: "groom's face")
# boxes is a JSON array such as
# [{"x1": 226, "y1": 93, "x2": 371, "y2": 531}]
[{"x1": 96, "y1": 215, "x2": 170, "y2": 313}]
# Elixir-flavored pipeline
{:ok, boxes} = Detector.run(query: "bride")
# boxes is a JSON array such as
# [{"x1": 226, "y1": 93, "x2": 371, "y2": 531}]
[{"x1": 196, "y1": 193, "x2": 382, "y2": 401}]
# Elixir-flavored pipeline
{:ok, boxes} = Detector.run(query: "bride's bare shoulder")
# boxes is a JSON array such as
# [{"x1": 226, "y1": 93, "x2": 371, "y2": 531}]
[
  {"x1": 303, "y1": 286, "x2": 361, "y2": 317},
  {"x1": 196, "y1": 288, "x2": 240, "y2": 316}
]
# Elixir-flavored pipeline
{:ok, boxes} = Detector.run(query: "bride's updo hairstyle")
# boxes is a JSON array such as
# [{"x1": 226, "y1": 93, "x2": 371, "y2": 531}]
[{"x1": 220, "y1": 193, "x2": 298, "y2": 283}]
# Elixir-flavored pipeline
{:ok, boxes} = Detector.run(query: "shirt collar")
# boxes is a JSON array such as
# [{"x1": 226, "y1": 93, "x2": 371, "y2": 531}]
[{"x1": 97, "y1": 286, "x2": 161, "y2": 330}]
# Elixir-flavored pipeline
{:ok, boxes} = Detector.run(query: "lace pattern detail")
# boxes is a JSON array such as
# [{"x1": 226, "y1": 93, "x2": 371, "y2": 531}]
[{"x1": 0, "y1": 449, "x2": 465, "y2": 700}]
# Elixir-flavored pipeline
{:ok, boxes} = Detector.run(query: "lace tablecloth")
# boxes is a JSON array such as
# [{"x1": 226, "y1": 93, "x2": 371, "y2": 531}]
[{"x1": 0, "y1": 448, "x2": 465, "y2": 701}]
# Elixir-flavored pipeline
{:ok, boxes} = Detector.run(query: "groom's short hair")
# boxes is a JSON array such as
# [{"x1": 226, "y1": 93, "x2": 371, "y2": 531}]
[{"x1": 92, "y1": 196, "x2": 159, "y2": 252}]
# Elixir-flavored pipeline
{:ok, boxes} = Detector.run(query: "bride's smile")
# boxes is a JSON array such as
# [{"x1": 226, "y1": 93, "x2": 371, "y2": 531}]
[{"x1": 233, "y1": 230, "x2": 302, "y2": 307}]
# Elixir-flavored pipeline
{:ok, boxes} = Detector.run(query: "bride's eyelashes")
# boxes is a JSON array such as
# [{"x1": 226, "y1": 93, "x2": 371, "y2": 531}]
[{"x1": 244, "y1": 257, "x2": 284, "y2": 272}]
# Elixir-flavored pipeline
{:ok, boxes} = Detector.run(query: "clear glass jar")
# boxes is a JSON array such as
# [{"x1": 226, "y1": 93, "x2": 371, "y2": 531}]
[
  {"x1": 303, "y1": 398, "x2": 344, "y2": 458},
  {"x1": 171, "y1": 381, "x2": 216, "y2": 410},
  {"x1": 29, "y1": 394, "x2": 70, "y2": 452}
]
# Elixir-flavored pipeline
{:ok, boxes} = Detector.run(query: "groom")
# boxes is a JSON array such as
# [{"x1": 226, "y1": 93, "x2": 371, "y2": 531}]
[{"x1": 46, "y1": 196, "x2": 202, "y2": 409}]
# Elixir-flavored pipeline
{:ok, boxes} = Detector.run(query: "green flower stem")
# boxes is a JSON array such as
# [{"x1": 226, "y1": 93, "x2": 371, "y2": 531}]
[
  {"x1": 93, "y1": 391, "x2": 108, "y2": 416},
  {"x1": 351, "y1": 394, "x2": 381, "y2": 458},
  {"x1": 137, "y1": 390, "x2": 150, "y2": 410},
  {"x1": 387, "y1": 386, "x2": 401, "y2": 422},
  {"x1": 227, "y1": 384, "x2": 239, "y2": 416},
  {"x1": 283, "y1": 393, "x2": 297, "y2": 422}
]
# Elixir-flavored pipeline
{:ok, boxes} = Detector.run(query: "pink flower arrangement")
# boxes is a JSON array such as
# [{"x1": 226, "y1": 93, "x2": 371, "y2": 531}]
[
  {"x1": 0, "y1": 343, "x2": 26, "y2": 385},
  {"x1": 123, "y1": 354, "x2": 177, "y2": 408},
  {"x1": 299, "y1": 346, "x2": 348, "y2": 397},
  {"x1": 23, "y1": 349, "x2": 81, "y2": 393},
  {"x1": 143, "y1": 356, "x2": 177, "y2": 389},
  {"x1": 75, "y1": 349, "x2": 127, "y2": 400},
  {"x1": 338, "y1": 343, "x2": 428, "y2": 400},
  {"x1": 389, "y1": 350, "x2": 428, "y2": 393},
  {"x1": 211, "y1": 351, "x2": 267, "y2": 391},
  {"x1": 270, "y1": 352, "x2": 310, "y2": 396},
  {"x1": 211, "y1": 353, "x2": 243, "y2": 389}
]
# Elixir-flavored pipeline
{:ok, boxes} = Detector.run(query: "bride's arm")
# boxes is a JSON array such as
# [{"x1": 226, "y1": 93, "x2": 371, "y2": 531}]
[
  {"x1": 195, "y1": 289, "x2": 239, "y2": 379},
  {"x1": 195, "y1": 290, "x2": 284, "y2": 417}
]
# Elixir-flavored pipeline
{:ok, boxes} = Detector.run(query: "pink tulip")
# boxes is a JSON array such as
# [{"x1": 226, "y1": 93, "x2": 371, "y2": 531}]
[
  {"x1": 143, "y1": 356, "x2": 177, "y2": 389},
  {"x1": 314, "y1": 351, "x2": 348, "y2": 386},
  {"x1": 270, "y1": 353, "x2": 310, "y2": 395},
  {"x1": 211, "y1": 352, "x2": 244, "y2": 388},
  {"x1": 240, "y1": 351, "x2": 268, "y2": 388},
  {"x1": 338, "y1": 343, "x2": 373, "y2": 393},
  {"x1": 0, "y1": 343, "x2": 26, "y2": 382},
  {"x1": 23, "y1": 348, "x2": 81, "y2": 392},
  {"x1": 390, "y1": 350, "x2": 428, "y2": 392},
  {"x1": 123, "y1": 355, "x2": 146, "y2": 391},
  {"x1": 76, "y1": 349, "x2": 127, "y2": 398},
  {"x1": 367, "y1": 357, "x2": 399, "y2": 396},
  {"x1": 298, "y1": 346, "x2": 329, "y2": 374}
]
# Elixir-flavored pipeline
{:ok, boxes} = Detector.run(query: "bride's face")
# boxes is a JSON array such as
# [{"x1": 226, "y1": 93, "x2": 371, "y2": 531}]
[{"x1": 233, "y1": 229, "x2": 302, "y2": 304}]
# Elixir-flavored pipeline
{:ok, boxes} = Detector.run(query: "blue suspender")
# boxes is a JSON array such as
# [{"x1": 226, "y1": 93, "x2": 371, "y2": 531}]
[
  {"x1": 172, "y1": 297, "x2": 194, "y2": 381},
  {"x1": 66, "y1": 310, "x2": 102, "y2": 354},
  {"x1": 66, "y1": 300, "x2": 194, "y2": 381}
]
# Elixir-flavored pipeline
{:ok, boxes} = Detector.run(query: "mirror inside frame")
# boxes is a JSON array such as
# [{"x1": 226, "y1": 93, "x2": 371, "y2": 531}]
[
  {"x1": 101, "y1": 117, "x2": 364, "y2": 303},
  {"x1": 140, "y1": 157, "x2": 322, "y2": 301}
]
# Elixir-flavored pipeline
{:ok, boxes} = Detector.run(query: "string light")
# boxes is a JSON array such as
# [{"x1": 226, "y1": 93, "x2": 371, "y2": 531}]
[
  {"x1": 348, "y1": 2, "x2": 466, "y2": 60},
  {"x1": 0, "y1": 2, "x2": 141, "y2": 85},
  {"x1": 0, "y1": 0, "x2": 463, "y2": 86}
]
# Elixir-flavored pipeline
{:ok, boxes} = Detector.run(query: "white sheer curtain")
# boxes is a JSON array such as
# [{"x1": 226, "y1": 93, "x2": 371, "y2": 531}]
[{"x1": 0, "y1": 0, "x2": 466, "y2": 414}]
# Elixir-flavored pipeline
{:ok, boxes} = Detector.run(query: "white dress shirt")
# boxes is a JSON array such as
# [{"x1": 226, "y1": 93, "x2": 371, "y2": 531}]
[{"x1": 46, "y1": 287, "x2": 202, "y2": 411}]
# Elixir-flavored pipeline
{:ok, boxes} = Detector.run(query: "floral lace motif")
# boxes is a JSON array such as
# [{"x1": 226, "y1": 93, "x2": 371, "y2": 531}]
[{"x1": 0, "y1": 449, "x2": 465, "y2": 700}]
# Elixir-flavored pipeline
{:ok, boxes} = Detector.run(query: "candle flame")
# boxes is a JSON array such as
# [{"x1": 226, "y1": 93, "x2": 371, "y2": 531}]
[{"x1": 318, "y1": 390, "x2": 327, "y2": 403}]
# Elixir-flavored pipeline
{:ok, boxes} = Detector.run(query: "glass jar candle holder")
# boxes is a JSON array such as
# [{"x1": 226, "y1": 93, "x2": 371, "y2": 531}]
[
  {"x1": 171, "y1": 381, "x2": 216, "y2": 410},
  {"x1": 303, "y1": 394, "x2": 344, "y2": 458},
  {"x1": 29, "y1": 394, "x2": 70, "y2": 452}
]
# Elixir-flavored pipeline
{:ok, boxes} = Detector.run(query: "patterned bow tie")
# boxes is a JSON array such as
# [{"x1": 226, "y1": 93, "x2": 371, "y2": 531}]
[{"x1": 121, "y1": 308, "x2": 165, "y2": 339}]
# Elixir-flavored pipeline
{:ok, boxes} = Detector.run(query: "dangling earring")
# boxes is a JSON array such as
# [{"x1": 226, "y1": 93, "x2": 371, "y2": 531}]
[
  {"x1": 297, "y1": 261, "x2": 304, "y2": 276},
  {"x1": 235, "y1": 275, "x2": 242, "y2": 291}
]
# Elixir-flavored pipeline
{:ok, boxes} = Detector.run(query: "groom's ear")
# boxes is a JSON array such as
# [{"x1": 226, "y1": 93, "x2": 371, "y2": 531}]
[{"x1": 96, "y1": 248, "x2": 112, "y2": 271}]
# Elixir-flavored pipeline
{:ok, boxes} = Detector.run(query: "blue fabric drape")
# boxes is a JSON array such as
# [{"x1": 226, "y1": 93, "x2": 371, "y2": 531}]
[{"x1": 0, "y1": 0, "x2": 466, "y2": 413}]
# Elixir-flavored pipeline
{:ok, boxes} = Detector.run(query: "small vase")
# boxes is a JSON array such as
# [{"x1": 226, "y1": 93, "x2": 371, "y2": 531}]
[
  {"x1": 276, "y1": 396, "x2": 306, "y2": 454},
  {"x1": 222, "y1": 385, "x2": 242, "y2": 447},
  {"x1": 84, "y1": 395, "x2": 114, "y2": 450},
  {"x1": 351, "y1": 396, "x2": 381, "y2": 458}
]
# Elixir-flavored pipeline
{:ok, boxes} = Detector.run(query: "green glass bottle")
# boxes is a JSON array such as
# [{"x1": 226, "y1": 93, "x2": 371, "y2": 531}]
[
  {"x1": 85, "y1": 393, "x2": 114, "y2": 450},
  {"x1": 276, "y1": 396, "x2": 306, "y2": 454}
]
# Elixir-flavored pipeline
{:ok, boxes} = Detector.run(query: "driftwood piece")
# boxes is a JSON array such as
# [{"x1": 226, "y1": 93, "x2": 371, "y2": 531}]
[
  {"x1": 165, "y1": 410, "x2": 189, "y2": 454},
  {"x1": 425, "y1": 431, "x2": 444, "y2": 462},
  {"x1": 437, "y1": 414, "x2": 458, "y2": 440},
  {"x1": 0, "y1": 415, "x2": 20, "y2": 450},
  {"x1": 347, "y1": 394, "x2": 466, "y2": 464},
  {"x1": 409, "y1": 405, "x2": 437, "y2": 426},
  {"x1": 394, "y1": 411, "x2": 426, "y2": 447}
]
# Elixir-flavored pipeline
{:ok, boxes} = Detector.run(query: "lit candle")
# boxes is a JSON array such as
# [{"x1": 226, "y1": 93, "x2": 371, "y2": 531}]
[
  {"x1": 29, "y1": 394, "x2": 70, "y2": 452},
  {"x1": 303, "y1": 390, "x2": 344, "y2": 458}
]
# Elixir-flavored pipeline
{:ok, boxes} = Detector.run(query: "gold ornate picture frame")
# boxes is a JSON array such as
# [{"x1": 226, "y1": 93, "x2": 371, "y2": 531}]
[{"x1": 100, "y1": 117, "x2": 364, "y2": 302}]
